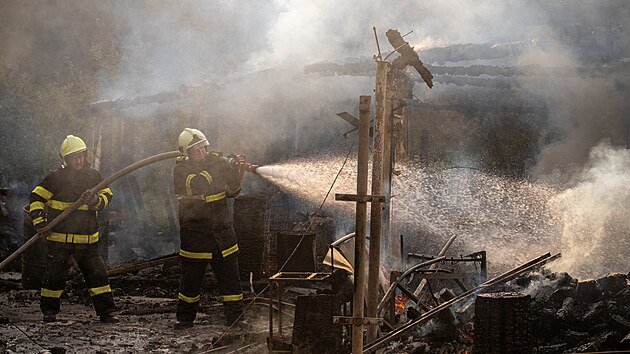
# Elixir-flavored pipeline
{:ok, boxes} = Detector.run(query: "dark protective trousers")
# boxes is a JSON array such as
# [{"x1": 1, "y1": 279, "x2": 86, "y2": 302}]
[
  {"x1": 176, "y1": 254, "x2": 244, "y2": 324},
  {"x1": 40, "y1": 242, "x2": 116, "y2": 316}
]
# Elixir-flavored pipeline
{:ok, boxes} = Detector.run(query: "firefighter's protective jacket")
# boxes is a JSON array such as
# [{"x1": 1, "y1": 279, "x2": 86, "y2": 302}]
[
  {"x1": 29, "y1": 166, "x2": 112, "y2": 246},
  {"x1": 174, "y1": 152, "x2": 241, "y2": 261}
]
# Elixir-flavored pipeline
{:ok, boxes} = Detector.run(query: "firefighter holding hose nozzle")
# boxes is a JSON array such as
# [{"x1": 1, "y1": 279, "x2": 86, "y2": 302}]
[
  {"x1": 29, "y1": 135, "x2": 118, "y2": 324},
  {"x1": 173, "y1": 128, "x2": 255, "y2": 330}
]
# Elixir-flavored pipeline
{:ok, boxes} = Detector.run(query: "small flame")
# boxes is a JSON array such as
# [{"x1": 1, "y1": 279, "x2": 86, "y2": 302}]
[{"x1": 395, "y1": 295, "x2": 408, "y2": 314}]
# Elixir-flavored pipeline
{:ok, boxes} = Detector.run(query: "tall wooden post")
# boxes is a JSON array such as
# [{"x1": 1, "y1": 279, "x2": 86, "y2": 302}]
[
  {"x1": 367, "y1": 60, "x2": 390, "y2": 341},
  {"x1": 381, "y1": 67, "x2": 395, "y2": 258},
  {"x1": 387, "y1": 70, "x2": 408, "y2": 265},
  {"x1": 351, "y1": 95, "x2": 371, "y2": 353},
  {"x1": 335, "y1": 96, "x2": 384, "y2": 351}
]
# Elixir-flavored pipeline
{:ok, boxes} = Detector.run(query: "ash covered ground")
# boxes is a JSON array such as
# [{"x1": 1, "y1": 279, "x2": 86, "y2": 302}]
[
  {"x1": 0, "y1": 264, "x2": 278, "y2": 354},
  {"x1": 1, "y1": 262, "x2": 629, "y2": 353}
]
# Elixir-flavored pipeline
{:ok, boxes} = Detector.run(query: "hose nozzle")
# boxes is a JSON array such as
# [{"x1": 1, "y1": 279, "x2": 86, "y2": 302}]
[
  {"x1": 244, "y1": 163, "x2": 259, "y2": 174},
  {"x1": 230, "y1": 154, "x2": 260, "y2": 174}
]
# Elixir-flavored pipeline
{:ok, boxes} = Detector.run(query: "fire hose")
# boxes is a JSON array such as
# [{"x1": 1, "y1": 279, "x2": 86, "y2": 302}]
[{"x1": 0, "y1": 150, "x2": 182, "y2": 272}]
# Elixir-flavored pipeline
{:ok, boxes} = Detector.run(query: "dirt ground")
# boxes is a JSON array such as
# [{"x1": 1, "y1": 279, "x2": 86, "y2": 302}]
[{"x1": 0, "y1": 271, "x2": 284, "y2": 354}]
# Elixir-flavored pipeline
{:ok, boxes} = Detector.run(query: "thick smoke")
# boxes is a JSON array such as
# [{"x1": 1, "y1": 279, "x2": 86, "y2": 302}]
[
  {"x1": 516, "y1": 36, "x2": 630, "y2": 180},
  {"x1": 548, "y1": 142, "x2": 630, "y2": 278},
  {"x1": 2, "y1": 1, "x2": 629, "y2": 272},
  {"x1": 3, "y1": 1, "x2": 628, "y2": 164}
]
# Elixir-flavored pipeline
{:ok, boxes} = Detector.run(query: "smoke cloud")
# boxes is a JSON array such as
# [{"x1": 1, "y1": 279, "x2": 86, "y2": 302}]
[
  {"x1": 2, "y1": 1, "x2": 629, "y2": 273},
  {"x1": 548, "y1": 142, "x2": 630, "y2": 278}
]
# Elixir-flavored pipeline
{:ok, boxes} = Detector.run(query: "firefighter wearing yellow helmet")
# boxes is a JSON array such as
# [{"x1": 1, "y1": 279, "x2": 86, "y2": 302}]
[
  {"x1": 178, "y1": 128, "x2": 210, "y2": 157},
  {"x1": 29, "y1": 134, "x2": 118, "y2": 323},
  {"x1": 59, "y1": 134, "x2": 87, "y2": 161},
  {"x1": 172, "y1": 127, "x2": 246, "y2": 329}
]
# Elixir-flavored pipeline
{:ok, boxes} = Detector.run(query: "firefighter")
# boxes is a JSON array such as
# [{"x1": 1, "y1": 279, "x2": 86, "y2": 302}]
[
  {"x1": 29, "y1": 135, "x2": 118, "y2": 323},
  {"x1": 173, "y1": 128, "x2": 245, "y2": 329}
]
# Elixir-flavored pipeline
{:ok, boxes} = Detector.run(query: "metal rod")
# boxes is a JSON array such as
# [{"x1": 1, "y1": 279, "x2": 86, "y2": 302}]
[
  {"x1": 330, "y1": 245, "x2": 335, "y2": 274},
  {"x1": 0, "y1": 151, "x2": 182, "y2": 272},
  {"x1": 351, "y1": 95, "x2": 371, "y2": 354},
  {"x1": 251, "y1": 302, "x2": 294, "y2": 319},
  {"x1": 277, "y1": 282, "x2": 283, "y2": 337},
  {"x1": 407, "y1": 254, "x2": 484, "y2": 262},
  {"x1": 373, "y1": 27, "x2": 382, "y2": 59},
  {"x1": 400, "y1": 234, "x2": 404, "y2": 270},
  {"x1": 268, "y1": 280, "x2": 274, "y2": 349},
  {"x1": 412, "y1": 235, "x2": 457, "y2": 298},
  {"x1": 383, "y1": 43, "x2": 407, "y2": 61},
  {"x1": 253, "y1": 297, "x2": 296, "y2": 309},
  {"x1": 331, "y1": 232, "x2": 355, "y2": 247}
]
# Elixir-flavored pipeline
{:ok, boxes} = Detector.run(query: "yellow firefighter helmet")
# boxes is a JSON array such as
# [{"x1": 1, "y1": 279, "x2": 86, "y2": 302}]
[
  {"x1": 178, "y1": 128, "x2": 209, "y2": 156},
  {"x1": 60, "y1": 135, "x2": 87, "y2": 160}
]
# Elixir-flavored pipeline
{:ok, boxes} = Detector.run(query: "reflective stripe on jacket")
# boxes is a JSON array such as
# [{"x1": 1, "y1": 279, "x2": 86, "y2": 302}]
[
  {"x1": 29, "y1": 166, "x2": 112, "y2": 239},
  {"x1": 174, "y1": 152, "x2": 241, "y2": 259}
]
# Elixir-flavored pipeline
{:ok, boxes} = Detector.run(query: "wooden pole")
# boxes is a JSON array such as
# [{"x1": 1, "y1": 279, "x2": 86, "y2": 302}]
[
  {"x1": 367, "y1": 60, "x2": 389, "y2": 342},
  {"x1": 107, "y1": 252, "x2": 178, "y2": 277},
  {"x1": 351, "y1": 95, "x2": 371, "y2": 354},
  {"x1": 381, "y1": 66, "x2": 394, "y2": 258}
]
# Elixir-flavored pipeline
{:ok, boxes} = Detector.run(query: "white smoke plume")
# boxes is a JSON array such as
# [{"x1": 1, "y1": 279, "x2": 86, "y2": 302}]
[{"x1": 548, "y1": 142, "x2": 630, "y2": 278}]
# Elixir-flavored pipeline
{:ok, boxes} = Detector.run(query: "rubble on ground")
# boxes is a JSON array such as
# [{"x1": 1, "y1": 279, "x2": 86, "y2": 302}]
[
  {"x1": 1, "y1": 255, "x2": 628, "y2": 354},
  {"x1": 383, "y1": 270, "x2": 630, "y2": 354}
]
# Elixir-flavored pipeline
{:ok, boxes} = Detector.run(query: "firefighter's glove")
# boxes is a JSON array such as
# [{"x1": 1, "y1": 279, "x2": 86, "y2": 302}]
[
  {"x1": 235, "y1": 154, "x2": 247, "y2": 165},
  {"x1": 227, "y1": 154, "x2": 246, "y2": 167},
  {"x1": 36, "y1": 225, "x2": 52, "y2": 238},
  {"x1": 80, "y1": 190, "x2": 100, "y2": 208}
]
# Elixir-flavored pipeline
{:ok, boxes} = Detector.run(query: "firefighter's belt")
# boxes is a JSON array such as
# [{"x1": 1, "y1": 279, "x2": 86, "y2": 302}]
[{"x1": 48, "y1": 231, "x2": 99, "y2": 244}]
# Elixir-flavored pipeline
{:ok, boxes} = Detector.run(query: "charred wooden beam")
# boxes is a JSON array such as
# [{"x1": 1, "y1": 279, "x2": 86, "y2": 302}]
[
  {"x1": 86, "y1": 91, "x2": 183, "y2": 112},
  {"x1": 428, "y1": 64, "x2": 535, "y2": 77},
  {"x1": 107, "y1": 252, "x2": 179, "y2": 277},
  {"x1": 420, "y1": 42, "x2": 528, "y2": 64},
  {"x1": 431, "y1": 75, "x2": 517, "y2": 89},
  {"x1": 84, "y1": 82, "x2": 219, "y2": 112},
  {"x1": 386, "y1": 29, "x2": 433, "y2": 88},
  {"x1": 304, "y1": 61, "x2": 630, "y2": 81},
  {"x1": 304, "y1": 62, "x2": 373, "y2": 76},
  {"x1": 411, "y1": 101, "x2": 547, "y2": 115}
]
